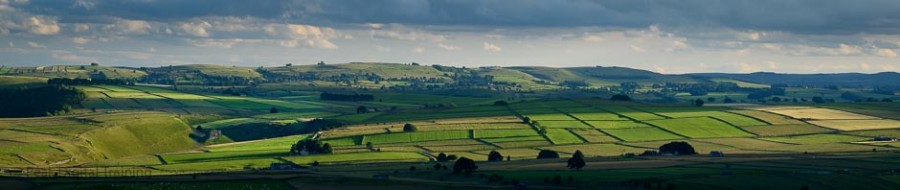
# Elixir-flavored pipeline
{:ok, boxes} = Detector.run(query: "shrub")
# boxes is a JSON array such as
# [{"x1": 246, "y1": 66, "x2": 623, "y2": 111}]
[
  {"x1": 453, "y1": 157, "x2": 478, "y2": 175},
  {"x1": 536, "y1": 150, "x2": 560, "y2": 159},
  {"x1": 659, "y1": 141, "x2": 696, "y2": 155},
  {"x1": 403, "y1": 123, "x2": 418, "y2": 132},
  {"x1": 488, "y1": 151, "x2": 503, "y2": 162}
]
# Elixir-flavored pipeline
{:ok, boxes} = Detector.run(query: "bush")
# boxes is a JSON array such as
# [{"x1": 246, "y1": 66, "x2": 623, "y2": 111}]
[
  {"x1": 436, "y1": 152, "x2": 449, "y2": 162},
  {"x1": 403, "y1": 123, "x2": 418, "y2": 132},
  {"x1": 488, "y1": 151, "x2": 503, "y2": 162},
  {"x1": 659, "y1": 141, "x2": 696, "y2": 155},
  {"x1": 567, "y1": 150, "x2": 585, "y2": 170},
  {"x1": 610, "y1": 94, "x2": 632, "y2": 101},
  {"x1": 493, "y1": 100, "x2": 508, "y2": 106},
  {"x1": 536, "y1": 150, "x2": 560, "y2": 159}
]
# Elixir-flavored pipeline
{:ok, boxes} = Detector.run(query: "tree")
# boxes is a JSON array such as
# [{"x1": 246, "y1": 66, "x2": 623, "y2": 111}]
[
  {"x1": 493, "y1": 100, "x2": 508, "y2": 106},
  {"x1": 567, "y1": 150, "x2": 586, "y2": 170},
  {"x1": 522, "y1": 117, "x2": 531, "y2": 124},
  {"x1": 537, "y1": 150, "x2": 560, "y2": 159},
  {"x1": 195, "y1": 125, "x2": 203, "y2": 131},
  {"x1": 882, "y1": 98, "x2": 893, "y2": 102},
  {"x1": 433, "y1": 163, "x2": 442, "y2": 170},
  {"x1": 356, "y1": 105, "x2": 368, "y2": 114},
  {"x1": 453, "y1": 157, "x2": 478, "y2": 175},
  {"x1": 322, "y1": 143, "x2": 333, "y2": 154},
  {"x1": 488, "y1": 151, "x2": 503, "y2": 162},
  {"x1": 706, "y1": 97, "x2": 716, "y2": 103},
  {"x1": 270, "y1": 107, "x2": 279, "y2": 113},
  {"x1": 812, "y1": 96, "x2": 825, "y2": 103},
  {"x1": 659, "y1": 141, "x2": 696, "y2": 155},
  {"x1": 436, "y1": 152, "x2": 448, "y2": 162},
  {"x1": 446, "y1": 154, "x2": 458, "y2": 161},
  {"x1": 694, "y1": 99, "x2": 705, "y2": 107},
  {"x1": 403, "y1": 123, "x2": 418, "y2": 132},
  {"x1": 723, "y1": 97, "x2": 736, "y2": 103},
  {"x1": 610, "y1": 94, "x2": 632, "y2": 101}
]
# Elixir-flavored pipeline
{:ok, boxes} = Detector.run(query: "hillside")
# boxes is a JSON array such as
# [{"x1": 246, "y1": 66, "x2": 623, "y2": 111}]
[
  {"x1": 690, "y1": 72, "x2": 900, "y2": 87},
  {"x1": 1, "y1": 65, "x2": 146, "y2": 79},
  {"x1": 0, "y1": 111, "x2": 197, "y2": 166}
]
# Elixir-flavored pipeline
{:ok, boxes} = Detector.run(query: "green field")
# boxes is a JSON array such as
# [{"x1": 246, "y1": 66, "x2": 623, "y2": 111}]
[
  {"x1": 473, "y1": 129, "x2": 539, "y2": 138},
  {"x1": 602, "y1": 127, "x2": 684, "y2": 142},
  {"x1": 762, "y1": 134, "x2": 871, "y2": 144},
  {"x1": 544, "y1": 129, "x2": 585, "y2": 144},
  {"x1": 644, "y1": 117, "x2": 755, "y2": 138}
]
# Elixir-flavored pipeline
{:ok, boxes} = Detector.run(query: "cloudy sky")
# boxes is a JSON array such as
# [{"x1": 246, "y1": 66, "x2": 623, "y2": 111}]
[{"x1": 1, "y1": 0, "x2": 898, "y2": 74}]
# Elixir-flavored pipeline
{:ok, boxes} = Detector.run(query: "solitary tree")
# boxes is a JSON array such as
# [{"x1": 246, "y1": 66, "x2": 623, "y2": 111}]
[
  {"x1": 270, "y1": 107, "x2": 279, "y2": 113},
  {"x1": 610, "y1": 94, "x2": 632, "y2": 101},
  {"x1": 403, "y1": 123, "x2": 418, "y2": 132},
  {"x1": 694, "y1": 99, "x2": 705, "y2": 107},
  {"x1": 356, "y1": 105, "x2": 368, "y2": 114},
  {"x1": 537, "y1": 150, "x2": 560, "y2": 159},
  {"x1": 493, "y1": 100, "x2": 508, "y2": 106},
  {"x1": 453, "y1": 157, "x2": 478, "y2": 175},
  {"x1": 567, "y1": 150, "x2": 586, "y2": 170},
  {"x1": 523, "y1": 117, "x2": 531, "y2": 124},
  {"x1": 488, "y1": 151, "x2": 503, "y2": 162}
]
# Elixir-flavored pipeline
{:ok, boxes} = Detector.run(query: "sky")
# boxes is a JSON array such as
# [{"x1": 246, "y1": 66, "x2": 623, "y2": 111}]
[{"x1": 0, "y1": 0, "x2": 899, "y2": 74}]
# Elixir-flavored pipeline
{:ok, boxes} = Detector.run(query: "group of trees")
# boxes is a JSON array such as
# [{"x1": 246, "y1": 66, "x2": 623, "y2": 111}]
[
  {"x1": 0, "y1": 86, "x2": 86, "y2": 117},
  {"x1": 47, "y1": 78, "x2": 136, "y2": 85},
  {"x1": 289, "y1": 139, "x2": 333, "y2": 155},
  {"x1": 319, "y1": 92, "x2": 375, "y2": 101}
]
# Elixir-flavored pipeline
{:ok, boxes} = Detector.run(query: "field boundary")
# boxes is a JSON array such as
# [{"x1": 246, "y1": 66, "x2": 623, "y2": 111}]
[
  {"x1": 725, "y1": 110, "x2": 773, "y2": 125},
  {"x1": 702, "y1": 116, "x2": 762, "y2": 136},
  {"x1": 553, "y1": 107, "x2": 625, "y2": 142},
  {"x1": 503, "y1": 105, "x2": 554, "y2": 144}
]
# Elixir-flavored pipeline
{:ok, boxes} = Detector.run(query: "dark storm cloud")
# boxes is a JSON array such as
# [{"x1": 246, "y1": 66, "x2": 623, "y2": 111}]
[{"x1": 14, "y1": 0, "x2": 900, "y2": 34}]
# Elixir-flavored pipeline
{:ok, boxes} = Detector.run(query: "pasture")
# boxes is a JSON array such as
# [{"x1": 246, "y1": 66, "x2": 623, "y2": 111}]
[{"x1": 643, "y1": 117, "x2": 755, "y2": 138}]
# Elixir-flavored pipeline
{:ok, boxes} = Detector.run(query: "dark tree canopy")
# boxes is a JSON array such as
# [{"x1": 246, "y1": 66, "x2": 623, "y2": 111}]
[
  {"x1": 290, "y1": 139, "x2": 333, "y2": 155},
  {"x1": 453, "y1": 157, "x2": 478, "y2": 175},
  {"x1": 694, "y1": 99, "x2": 705, "y2": 107},
  {"x1": 567, "y1": 150, "x2": 586, "y2": 170},
  {"x1": 610, "y1": 94, "x2": 632, "y2": 101},
  {"x1": 270, "y1": 107, "x2": 279, "y2": 113},
  {"x1": 436, "y1": 152, "x2": 449, "y2": 162},
  {"x1": 493, "y1": 100, "x2": 508, "y2": 106},
  {"x1": 487, "y1": 150, "x2": 503, "y2": 162},
  {"x1": 299, "y1": 119, "x2": 345, "y2": 133},
  {"x1": 659, "y1": 141, "x2": 697, "y2": 155},
  {"x1": 0, "y1": 86, "x2": 86, "y2": 118},
  {"x1": 403, "y1": 123, "x2": 418, "y2": 132},
  {"x1": 537, "y1": 150, "x2": 560, "y2": 159},
  {"x1": 320, "y1": 92, "x2": 375, "y2": 102}
]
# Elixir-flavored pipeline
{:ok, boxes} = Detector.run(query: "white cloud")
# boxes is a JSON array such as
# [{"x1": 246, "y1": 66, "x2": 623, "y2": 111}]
[
  {"x1": 72, "y1": 37, "x2": 90, "y2": 44},
  {"x1": 837, "y1": 44, "x2": 862, "y2": 55},
  {"x1": 370, "y1": 24, "x2": 445, "y2": 42},
  {"x1": 652, "y1": 65, "x2": 667, "y2": 73},
  {"x1": 27, "y1": 41, "x2": 45, "y2": 48},
  {"x1": 112, "y1": 19, "x2": 151, "y2": 34},
  {"x1": 737, "y1": 62, "x2": 762, "y2": 73},
  {"x1": 27, "y1": 16, "x2": 60, "y2": 35},
  {"x1": 188, "y1": 39, "x2": 244, "y2": 48},
  {"x1": 375, "y1": 45, "x2": 391, "y2": 52},
  {"x1": 860, "y1": 63, "x2": 871, "y2": 70},
  {"x1": 278, "y1": 40, "x2": 299, "y2": 48},
  {"x1": 148, "y1": 47, "x2": 157, "y2": 52},
  {"x1": 73, "y1": 23, "x2": 89, "y2": 32},
  {"x1": 483, "y1": 42, "x2": 502, "y2": 52},
  {"x1": 746, "y1": 32, "x2": 761, "y2": 41},
  {"x1": 582, "y1": 35, "x2": 604, "y2": 43},
  {"x1": 876, "y1": 49, "x2": 897, "y2": 57},
  {"x1": 8, "y1": 42, "x2": 14, "y2": 47},
  {"x1": 412, "y1": 47, "x2": 425, "y2": 53},
  {"x1": 284, "y1": 24, "x2": 340, "y2": 49},
  {"x1": 629, "y1": 45, "x2": 645, "y2": 52},
  {"x1": 51, "y1": 51, "x2": 96, "y2": 63},
  {"x1": 179, "y1": 21, "x2": 212, "y2": 37},
  {"x1": 767, "y1": 61, "x2": 778, "y2": 69},
  {"x1": 437, "y1": 43, "x2": 460, "y2": 51},
  {"x1": 880, "y1": 64, "x2": 897, "y2": 71},
  {"x1": 0, "y1": 27, "x2": 8, "y2": 35}
]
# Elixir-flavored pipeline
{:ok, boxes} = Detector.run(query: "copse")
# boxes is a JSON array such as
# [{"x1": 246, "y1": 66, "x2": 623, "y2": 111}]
[
  {"x1": 610, "y1": 94, "x2": 632, "y2": 101},
  {"x1": 289, "y1": 139, "x2": 333, "y2": 155},
  {"x1": 320, "y1": 92, "x2": 375, "y2": 102},
  {"x1": 659, "y1": 141, "x2": 696, "y2": 155},
  {"x1": 0, "y1": 86, "x2": 86, "y2": 118}
]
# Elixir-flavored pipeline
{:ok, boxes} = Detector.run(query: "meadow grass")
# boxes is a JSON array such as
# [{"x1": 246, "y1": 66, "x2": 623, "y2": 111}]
[
  {"x1": 544, "y1": 129, "x2": 585, "y2": 144},
  {"x1": 585, "y1": 120, "x2": 650, "y2": 129},
  {"x1": 602, "y1": 127, "x2": 684, "y2": 142},
  {"x1": 762, "y1": 134, "x2": 871, "y2": 144},
  {"x1": 739, "y1": 124, "x2": 833, "y2": 136},
  {"x1": 536, "y1": 120, "x2": 592, "y2": 128},
  {"x1": 473, "y1": 129, "x2": 540, "y2": 138},
  {"x1": 644, "y1": 117, "x2": 755, "y2": 138}
]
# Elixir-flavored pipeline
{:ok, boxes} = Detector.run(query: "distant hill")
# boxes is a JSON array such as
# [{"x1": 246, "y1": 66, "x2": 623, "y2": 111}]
[
  {"x1": 3, "y1": 62, "x2": 898, "y2": 88},
  {"x1": 689, "y1": 72, "x2": 900, "y2": 87}
]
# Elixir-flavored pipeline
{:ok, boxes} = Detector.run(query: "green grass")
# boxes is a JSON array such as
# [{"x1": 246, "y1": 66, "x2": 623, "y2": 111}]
[
  {"x1": 198, "y1": 118, "x2": 263, "y2": 129},
  {"x1": 536, "y1": 120, "x2": 592, "y2": 128},
  {"x1": 207, "y1": 134, "x2": 308, "y2": 153},
  {"x1": 544, "y1": 129, "x2": 584, "y2": 144},
  {"x1": 762, "y1": 134, "x2": 870, "y2": 144},
  {"x1": 322, "y1": 137, "x2": 360, "y2": 146},
  {"x1": 362, "y1": 130, "x2": 471, "y2": 144},
  {"x1": 740, "y1": 124, "x2": 833, "y2": 136},
  {"x1": 655, "y1": 111, "x2": 769, "y2": 127},
  {"x1": 282, "y1": 152, "x2": 429, "y2": 164},
  {"x1": 474, "y1": 129, "x2": 540, "y2": 138},
  {"x1": 523, "y1": 113, "x2": 575, "y2": 121},
  {"x1": 729, "y1": 110, "x2": 805, "y2": 125},
  {"x1": 570, "y1": 129, "x2": 619, "y2": 143},
  {"x1": 162, "y1": 150, "x2": 287, "y2": 164},
  {"x1": 604, "y1": 106, "x2": 665, "y2": 120},
  {"x1": 481, "y1": 136, "x2": 547, "y2": 143},
  {"x1": 585, "y1": 120, "x2": 650, "y2": 129},
  {"x1": 561, "y1": 107, "x2": 627, "y2": 120},
  {"x1": 644, "y1": 117, "x2": 755, "y2": 138},
  {"x1": 603, "y1": 127, "x2": 684, "y2": 142},
  {"x1": 0, "y1": 75, "x2": 46, "y2": 88},
  {"x1": 541, "y1": 144, "x2": 650, "y2": 156},
  {"x1": 153, "y1": 158, "x2": 283, "y2": 171}
]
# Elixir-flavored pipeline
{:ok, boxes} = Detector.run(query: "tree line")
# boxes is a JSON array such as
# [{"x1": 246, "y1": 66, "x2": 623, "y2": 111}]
[
  {"x1": 320, "y1": 92, "x2": 375, "y2": 101},
  {"x1": 0, "y1": 86, "x2": 86, "y2": 117}
]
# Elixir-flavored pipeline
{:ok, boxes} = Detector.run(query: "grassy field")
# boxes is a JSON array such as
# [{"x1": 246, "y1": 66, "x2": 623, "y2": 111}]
[
  {"x1": 536, "y1": 120, "x2": 592, "y2": 128},
  {"x1": 644, "y1": 117, "x2": 755, "y2": 138},
  {"x1": 759, "y1": 107, "x2": 880, "y2": 120},
  {"x1": 807, "y1": 119, "x2": 900, "y2": 131},
  {"x1": 473, "y1": 129, "x2": 539, "y2": 138},
  {"x1": 602, "y1": 127, "x2": 684, "y2": 141},
  {"x1": 543, "y1": 129, "x2": 585, "y2": 144},
  {"x1": 585, "y1": 120, "x2": 650, "y2": 129},
  {"x1": 762, "y1": 134, "x2": 871, "y2": 144},
  {"x1": 739, "y1": 124, "x2": 833, "y2": 136}
]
